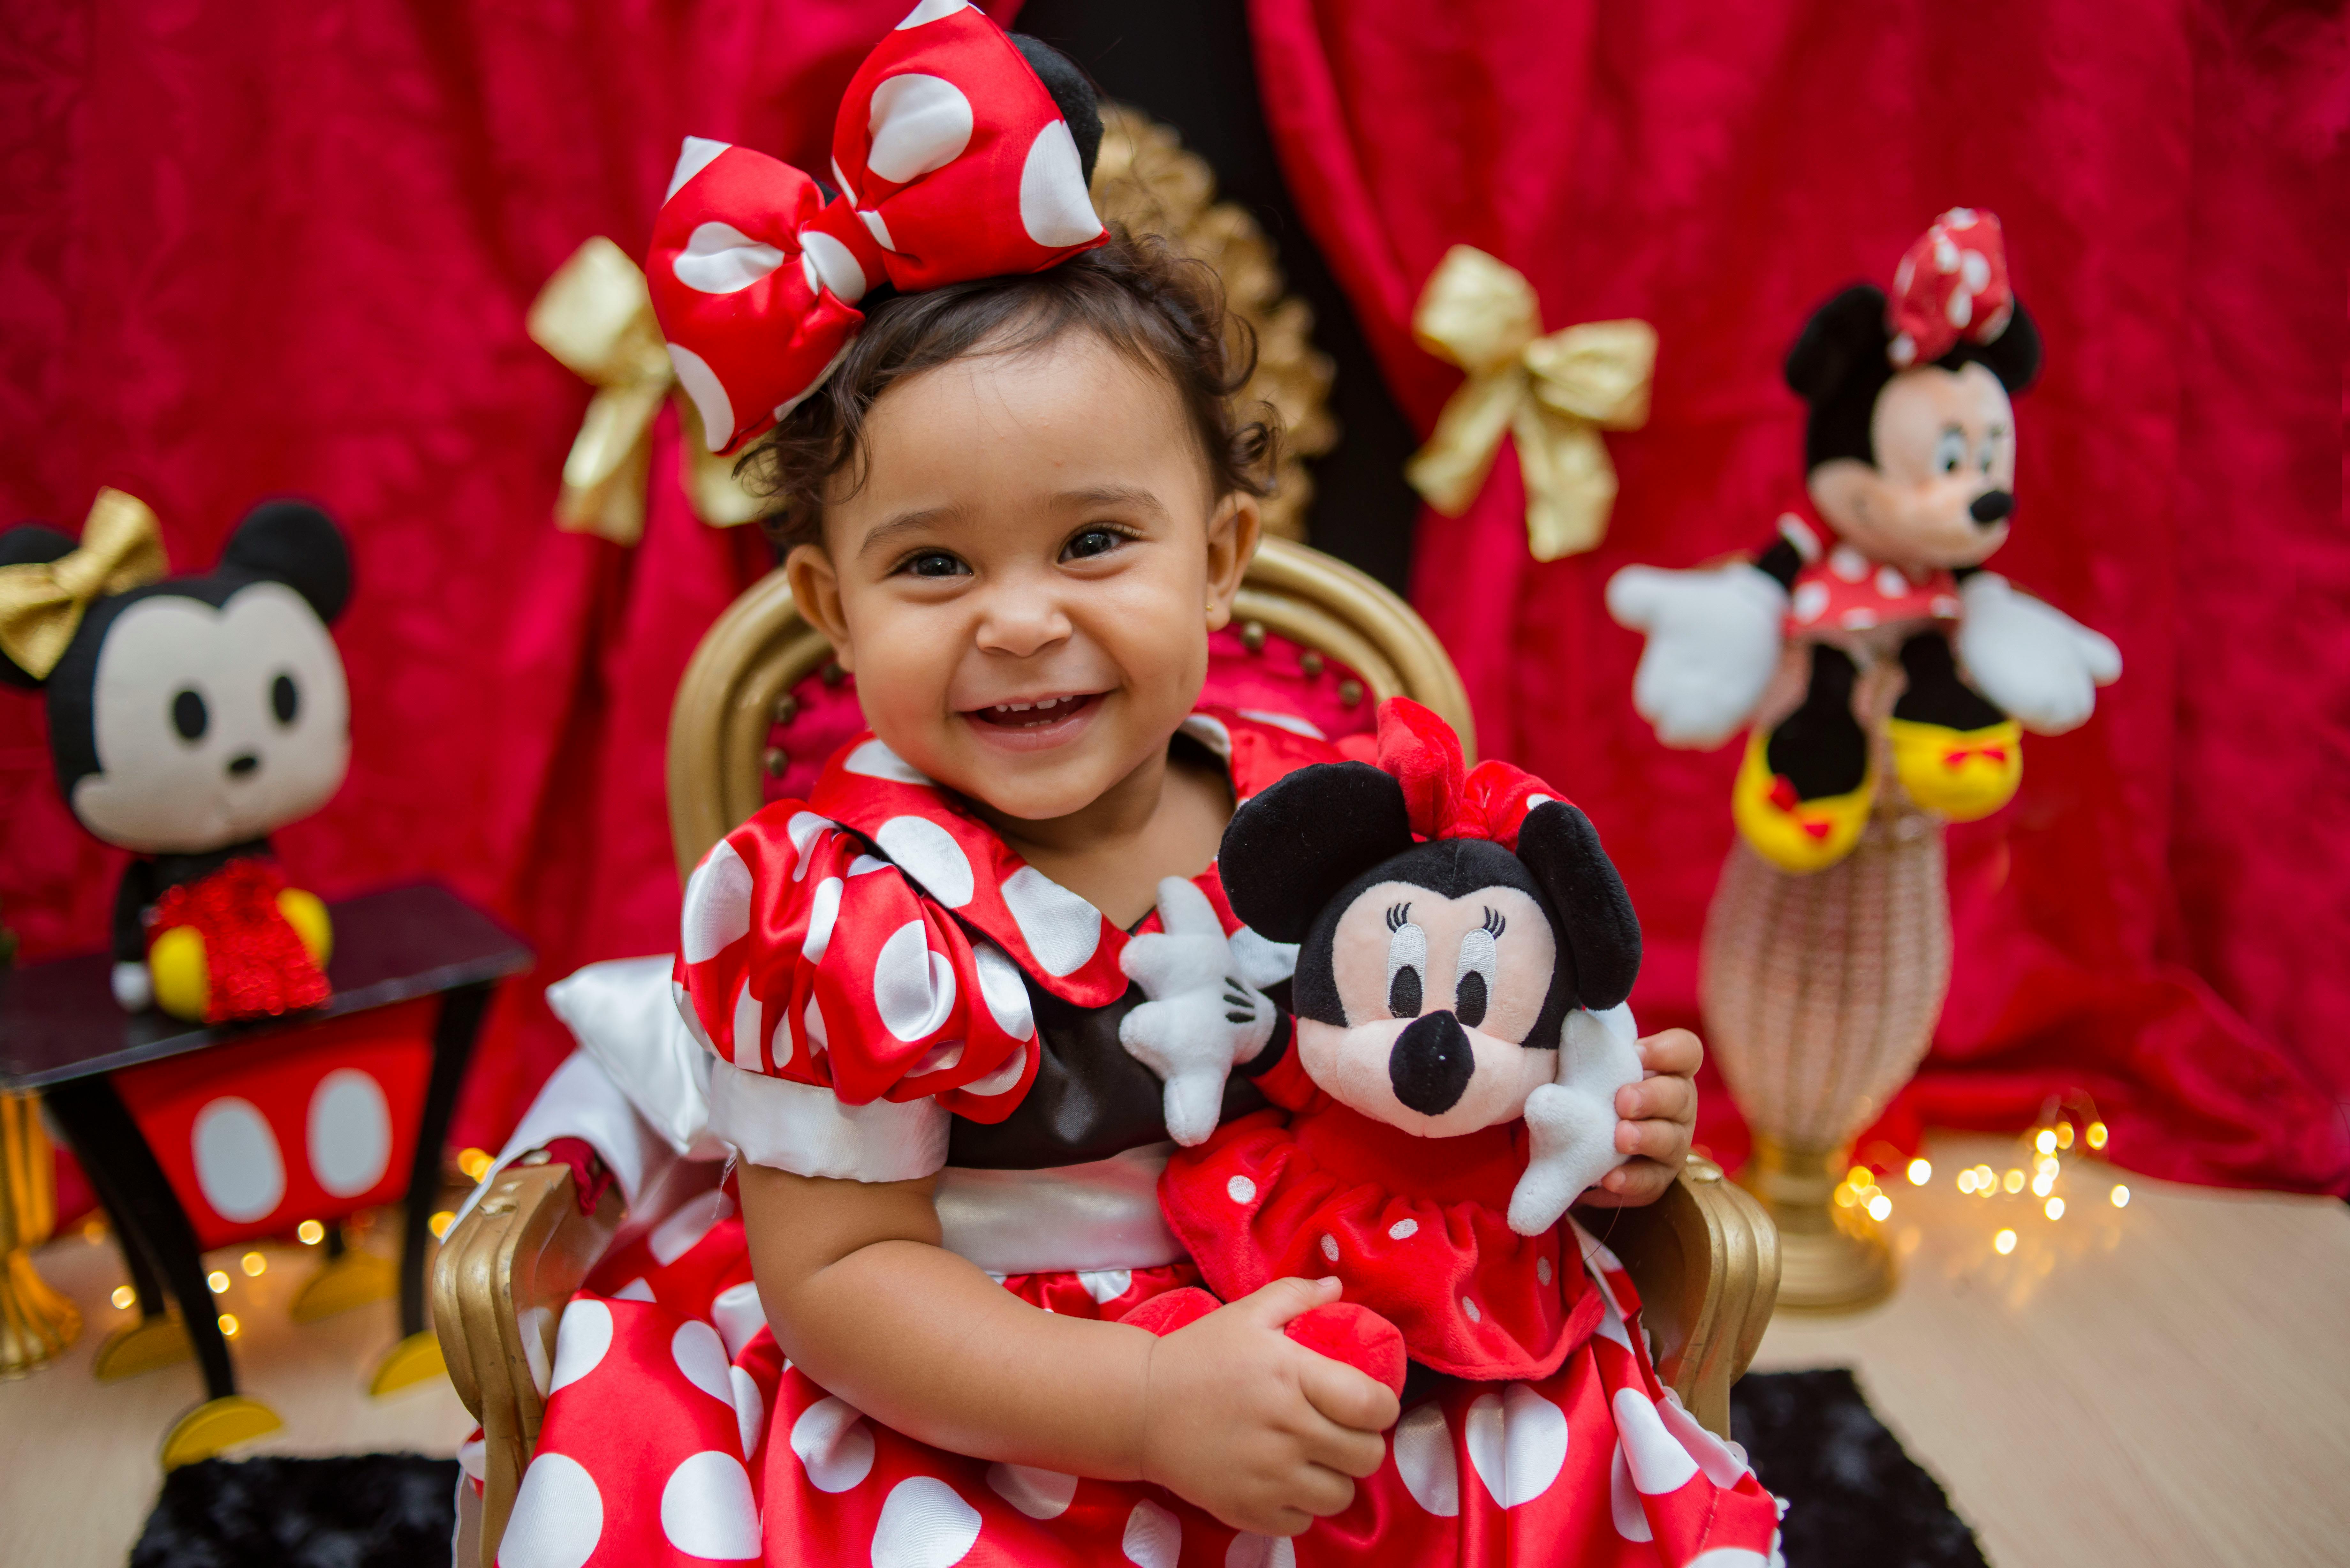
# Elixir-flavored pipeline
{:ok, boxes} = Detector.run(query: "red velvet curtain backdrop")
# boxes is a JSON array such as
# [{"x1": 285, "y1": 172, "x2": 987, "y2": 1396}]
[
  {"x1": 1250, "y1": 0, "x2": 2350, "y2": 1191},
  {"x1": 0, "y1": 1, "x2": 1012, "y2": 1155}
]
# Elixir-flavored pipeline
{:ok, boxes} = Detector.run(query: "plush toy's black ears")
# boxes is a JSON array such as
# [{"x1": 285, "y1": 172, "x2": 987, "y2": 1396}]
[
  {"x1": 1220, "y1": 761, "x2": 1415, "y2": 943},
  {"x1": 1968, "y1": 296, "x2": 2042, "y2": 394},
  {"x1": 1784, "y1": 284, "x2": 1891, "y2": 403},
  {"x1": 1010, "y1": 34, "x2": 1103, "y2": 184},
  {"x1": 0, "y1": 524, "x2": 80, "y2": 689},
  {"x1": 222, "y1": 501, "x2": 351, "y2": 624},
  {"x1": 1515, "y1": 801, "x2": 1641, "y2": 1012}
]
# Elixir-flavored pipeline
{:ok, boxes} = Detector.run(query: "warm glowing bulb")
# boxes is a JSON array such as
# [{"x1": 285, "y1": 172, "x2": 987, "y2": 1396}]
[
  {"x1": 1907, "y1": 1158, "x2": 1932, "y2": 1186},
  {"x1": 2087, "y1": 1122, "x2": 2108, "y2": 1150},
  {"x1": 458, "y1": 1147, "x2": 494, "y2": 1182},
  {"x1": 2036, "y1": 1155, "x2": 2060, "y2": 1176},
  {"x1": 1834, "y1": 1184, "x2": 1858, "y2": 1208},
  {"x1": 2032, "y1": 1172, "x2": 2056, "y2": 1198},
  {"x1": 240, "y1": 1252, "x2": 267, "y2": 1277},
  {"x1": 298, "y1": 1219, "x2": 325, "y2": 1245},
  {"x1": 1994, "y1": 1229, "x2": 2017, "y2": 1255},
  {"x1": 84, "y1": 1218, "x2": 106, "y2": 1243},
  {"x1": 111, "y1": 1285, "x2": 136, "y2": 1311},
  {"x1": 2035, "y1": 1129, "x2": 2057, "y2": 1155},
  {"x1": 207, "y1": 1270, "x2": 230, "y2": 1294},
  {"x1": 2056, "y1": 1122, "x2": 2074, "y2": 1149},
  {"x1": 2045, "y1": 1196, "x2": 2065, "y2": 1220},
  {"x1": 429, "y1": 1210, "x2": 456, "y2": 1240},
  {"x1": 2003, "y1": 1169, "x2": 2025, "y2": 1194},
  {"x1": 218, "y1": 1313, "x2": 239, "y2": 1338},
  {"x1": 1847, "y1": 1164, "x2": 1873, "y2": 1188},
  {"x1": 2111, "y1": 1184, "x2": 2130, "y2": 1207},
  {"x1": 1867, "y1": 1194, "x2": 1892, "y2": 1222},
  {"x1": 1957, "y1": 1169, "x2": 1977, "y2": 1193}
]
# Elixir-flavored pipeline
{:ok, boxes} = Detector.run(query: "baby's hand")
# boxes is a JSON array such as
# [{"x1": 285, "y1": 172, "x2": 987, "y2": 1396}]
[
  {"x1": 1139, "y1": 1276, "x2": 1400, "y2": 1536},
  {"x1": 1581, "y1": 1027, "x2": 1702, "y2": 1208}
]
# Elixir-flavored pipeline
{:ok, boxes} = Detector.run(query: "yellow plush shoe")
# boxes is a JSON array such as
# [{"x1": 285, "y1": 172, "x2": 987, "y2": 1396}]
[
  {"x1": 1888, "y1": 717, "x2": 2022, "y2": 822},
  {"x1": 1732, "y1": 731, "x2": 1875, "y2": 874},
  {"x1": 148, "y1": 925, "x2": 211, "y2": 1021},
  {"x1": 277, "y1": 887, "x2": 334, "y2": 966}
]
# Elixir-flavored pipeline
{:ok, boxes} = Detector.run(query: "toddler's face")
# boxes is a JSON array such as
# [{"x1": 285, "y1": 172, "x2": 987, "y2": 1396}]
[{"x1": 790, "y1": 329, "x2": 1255, "y2": 823}]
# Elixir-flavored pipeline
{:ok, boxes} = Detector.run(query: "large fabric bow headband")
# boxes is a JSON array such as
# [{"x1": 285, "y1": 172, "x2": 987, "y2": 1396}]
[
  {"x1": 1373, "y1": 697, "x2": 1557, "y2": 852},
  {"x1": 647, "y1": 1, "x2": 1107, "y2": 456},
  {"x1": 0, "y1": 489, "x2": 167, "y2": 680},
  {"x1": 1885, "y1": 207, "x2": 2014, "y2": 369}
]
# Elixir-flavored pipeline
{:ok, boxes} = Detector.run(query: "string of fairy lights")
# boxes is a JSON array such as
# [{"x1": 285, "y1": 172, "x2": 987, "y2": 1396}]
[{"x1": 1832, "y1": 1097, "x2": 2134, "y2": 1256}]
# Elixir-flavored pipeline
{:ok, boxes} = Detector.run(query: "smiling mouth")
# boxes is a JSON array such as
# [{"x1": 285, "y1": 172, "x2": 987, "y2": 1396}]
[{"x1": 966, "y1": 693, "x2": 1103, "y2": 730}]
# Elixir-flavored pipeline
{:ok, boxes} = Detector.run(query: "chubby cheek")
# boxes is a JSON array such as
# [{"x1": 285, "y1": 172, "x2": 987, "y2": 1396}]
[{"x1": 1296, "y1": 1018, "x2": 1560, "y2": 1136}]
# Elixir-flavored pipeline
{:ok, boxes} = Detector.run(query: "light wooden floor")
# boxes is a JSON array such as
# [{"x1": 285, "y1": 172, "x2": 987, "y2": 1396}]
[
  {"x1": 1750, "y1": 1132, "x2": 2350, "y2": 1567},
  {"x1": 4, "y1": 1133, "x2": 2346, "y2": 1566}
]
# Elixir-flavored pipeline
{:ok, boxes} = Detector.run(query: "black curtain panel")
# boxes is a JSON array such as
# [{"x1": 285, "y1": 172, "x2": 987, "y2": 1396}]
[{"x1": 1015, "y1": 0, "x2": 1423, "y2": 592}]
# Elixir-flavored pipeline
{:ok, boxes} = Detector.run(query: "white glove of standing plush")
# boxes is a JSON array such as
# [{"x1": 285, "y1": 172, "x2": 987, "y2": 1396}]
[
  {"x1": 1508, "y1": 1003, "x2": 1644, "y2": 1235},
  {"x1": 1955, "y1": 572, "x2": 2122, "y2": 735},
  {"x1": 1606, "y1": 564, "x2": 1789, "y2": 748},
  {"x1": 1118, "y1": 877, "x2": 1282, "y2": 1147}
]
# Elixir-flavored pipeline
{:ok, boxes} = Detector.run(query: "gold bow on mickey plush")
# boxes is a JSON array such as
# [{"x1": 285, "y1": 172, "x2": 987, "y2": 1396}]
[
  {"x1": 1405, "y1": 246, "x2": 1657, "y2": 561},
  {"x1": 528, "y1": 237, "x2": 765, "y2": 546},
  {"x1": 0, "y1": 489, "x2": 168, "y2": 679}
]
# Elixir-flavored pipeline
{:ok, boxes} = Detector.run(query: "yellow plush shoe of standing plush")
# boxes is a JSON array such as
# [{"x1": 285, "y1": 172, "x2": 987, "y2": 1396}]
[
  {"x1": 1731, "y1": 731, "x2": 1875, "y2": 874},
  {"x1": 1887, "y1": 717, "x2": 2022, "y2": 822}
]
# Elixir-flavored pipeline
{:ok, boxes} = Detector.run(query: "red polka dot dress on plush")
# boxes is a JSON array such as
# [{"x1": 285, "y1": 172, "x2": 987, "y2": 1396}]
[
  {"x1": 1777, "y1": 502, "x2": 1961, "y2": 638},
  {"x1": 489, "y1": 709, "x2": 1783, "y2": 1567}
]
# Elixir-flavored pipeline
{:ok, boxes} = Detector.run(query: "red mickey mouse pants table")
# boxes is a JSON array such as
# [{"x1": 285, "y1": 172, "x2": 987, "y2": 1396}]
[{"x1": 0, "y1": 882, "x2": 528, "y2": 1465}]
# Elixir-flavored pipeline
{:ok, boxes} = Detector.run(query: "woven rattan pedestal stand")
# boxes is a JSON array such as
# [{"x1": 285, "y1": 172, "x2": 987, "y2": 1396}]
[{"x1": 1701, "y1": 801, "x2": 1952, "y2": 1312}]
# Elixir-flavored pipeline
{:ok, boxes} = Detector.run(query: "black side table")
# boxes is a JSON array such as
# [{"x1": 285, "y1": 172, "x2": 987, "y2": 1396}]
[{"x1": 0, "y1": 881, "x2": 529, "y2": 1464}]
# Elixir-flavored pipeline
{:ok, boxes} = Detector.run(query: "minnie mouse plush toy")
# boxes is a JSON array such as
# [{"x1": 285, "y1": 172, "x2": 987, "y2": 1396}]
[
  {"x1": 1608, "y1": 211, "x2": 2120, "y2": 871},
  {"x1": 0, "y1": 491, "x2": 351, "y2": 1022}
]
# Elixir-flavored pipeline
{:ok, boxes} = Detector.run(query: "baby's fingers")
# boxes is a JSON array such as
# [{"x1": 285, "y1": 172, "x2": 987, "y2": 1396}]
[
  {"x1": 1636, "y1": 1026, "x2": 1703, "y2": 1079},
  {"x1": 1585, "y1": 1157, "x2": 1677, "y2": 1208},
  {"x1": 1616, "y1": 1072, "x2": 1694, "y2": 1127},
  {"x1": 1296, "y1": 1352, "x2": 1400, "y2": 1443}
]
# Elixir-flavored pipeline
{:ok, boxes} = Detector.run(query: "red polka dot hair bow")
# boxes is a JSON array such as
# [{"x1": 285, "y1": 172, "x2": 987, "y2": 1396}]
[
  {"x1": 1373, "y1": 697, "x2": 1558, "y2": 852},
  {"x1": 647, "y1": 1, "x2": 1106, "y2": 455},
  {"x1": 1885, "y1": 208, "x2": 2015, "y2": 369}
]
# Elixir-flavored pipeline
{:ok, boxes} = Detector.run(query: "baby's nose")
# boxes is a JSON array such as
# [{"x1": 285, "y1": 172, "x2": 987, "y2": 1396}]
[{"x1": 1389, "y1": 1010, "x2": 1473, "y2": 1116}]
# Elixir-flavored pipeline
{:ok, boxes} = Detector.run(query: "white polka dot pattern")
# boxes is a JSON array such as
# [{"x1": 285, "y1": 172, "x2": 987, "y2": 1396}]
[
  {"x1": 986, "y1": 1462, "x2": 1076, "y2": 1520},
  {"x1": 671, "y1": 1319, "x2": 734, "y2": 1404},
  {"x1": 548, "y1": 1299, "x2": 612, "y2": 1394},
  {"x1": 865, "y1": 74, "x2": 975, "y2": 184},
  {"x1": 711, "y1": 1280, "x2": 768, "y2": 1360},
  {"x1": 191, "y1": 1097, "x2": 284, "y2": 1223},
  {"x1": 876, "y1": 814, "x2": 976, "y2": 907},
  {"x1": 1018, "y1": 120, "x2": 1104, "y2": 248},
  {"x1": 870, "y1": 1475, "x2": 982, "y2": 1568},
  {"x1": 682, "y1": 839, "x2": 754, "y2": 963},
  {"x1": 1120, "y1": 1498, "x2": 1180, "y2": 1567},
  {"x1": 500, "y1": 1451, "x2": 602, "y2": 1568},
  {"x1": 1392, "y1": 1402, "x2": 1460, "y2": 1517},
  {"x1": 1612, "y1": 1386, "x2": 1700, "y2": 1495},
  {"x1": 1000, "y1": 865, "x2": 1103, "y2": 976},
  {"x1": 790, "y1": 1397, "x2": 876, "y2": 1492},
  {"x1": 659, "y1": 1450, "x2": 761, "y2": 1559}
]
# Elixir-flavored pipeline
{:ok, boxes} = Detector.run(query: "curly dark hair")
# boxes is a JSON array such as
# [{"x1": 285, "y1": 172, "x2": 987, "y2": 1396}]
[{"x1": 737, "y1": 225, "x2": 1279, "y2": 554}]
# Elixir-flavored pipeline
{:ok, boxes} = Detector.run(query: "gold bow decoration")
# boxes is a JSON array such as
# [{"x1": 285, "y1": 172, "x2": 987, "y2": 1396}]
[
  {"x1": 0, "y1": 488, "x2": 168, "y2": 679},
  {"x1": 1404, "y1": 245, "x2": 1657, "y2": 561},
  {"x1": 528, "y1": 237, "x2": 766, "y2": 546}
]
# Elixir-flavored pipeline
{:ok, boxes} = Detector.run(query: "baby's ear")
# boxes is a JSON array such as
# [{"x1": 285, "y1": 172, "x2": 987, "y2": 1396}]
[
  {"x1": 0, "y1": 524, "x2": 81, "y2": 689},
  {"x1": 1220, "y1": 762, "x2": 1414, "y2": 942},
  {"x1": 222, "y1": 501, "x2": 352, "y2": 624},
  {"x1": 1515, "y1": 801, "x2": 1641, "y2": 1012}
]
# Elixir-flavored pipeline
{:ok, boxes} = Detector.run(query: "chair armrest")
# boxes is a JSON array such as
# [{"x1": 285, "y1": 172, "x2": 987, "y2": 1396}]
[
  {"x1": 1574, "y1": 1155, "x2": 1779, "y2": 1438},
  {"x1": 432, "y1": 1159, "x2": 621, "y2": 1568}
]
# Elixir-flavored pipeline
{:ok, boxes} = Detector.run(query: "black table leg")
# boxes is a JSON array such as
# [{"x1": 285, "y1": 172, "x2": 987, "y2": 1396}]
[
  {"x1": 44, "y1": 1076, "x2": 236, "y2": 1402},
  {"x1": 400, "y1": 980, "x2": 491, "y2": 1338},
  {"x1": 69, "y1": 1127, "x2": 172, "y2": 1320}
]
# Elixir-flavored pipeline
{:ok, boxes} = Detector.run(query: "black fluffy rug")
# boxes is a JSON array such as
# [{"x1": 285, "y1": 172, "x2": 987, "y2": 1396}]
[{"x1": 133, "y1": 1370, "x2": 1980, "y2": 1566}]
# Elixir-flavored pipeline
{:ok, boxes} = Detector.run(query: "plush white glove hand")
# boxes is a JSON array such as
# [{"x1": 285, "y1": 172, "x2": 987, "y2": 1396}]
[
  {"x1": 111, "y1": 960, "x2": 153, "y2": 1013},
  {"x1": 1118, "y1": 877, "x2": 1278, "y2": 1147},
  {"x1": 1606, "y1": 564, "x2": 1788, "y2": 748},
  {"x1": 1956, "y1": 572, "x2": 2122, "y2": 735},
  {"x1": 1508, "y1": 1004, "x2": 1644, "y2": 1236}
]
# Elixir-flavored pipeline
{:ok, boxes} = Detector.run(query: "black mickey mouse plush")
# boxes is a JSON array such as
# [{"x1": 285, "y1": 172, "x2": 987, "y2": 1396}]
[
  {"x1": 0, "y1": 491, "x2": 351, "y2": 1021},
  {"x1": 1142, "y1": 700, "x2": 1647, "y2": 1380},
  {"x1": 1609, "y1": 210, "x2": 2119, "y2": 872}
]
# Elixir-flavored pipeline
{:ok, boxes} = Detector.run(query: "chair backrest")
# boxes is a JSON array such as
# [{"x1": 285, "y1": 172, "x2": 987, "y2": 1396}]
[{"x1": 664, "y1": 536, "x2": 1474, "y2": 876}]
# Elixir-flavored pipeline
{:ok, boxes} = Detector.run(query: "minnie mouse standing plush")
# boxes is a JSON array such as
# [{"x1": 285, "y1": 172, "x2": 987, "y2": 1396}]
[{"x1": 1608, "y1": 212, "x2": 2119, "y2": 871}]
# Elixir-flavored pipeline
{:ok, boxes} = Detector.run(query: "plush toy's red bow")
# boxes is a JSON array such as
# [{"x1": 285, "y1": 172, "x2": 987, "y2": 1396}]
[
  {"x1": 1885, "y1": 208, "x2": 2014, "y2": 370},
  {"x1": 646, "y1": 1, "x2": 1105, "y2": 455},
  {"x1": 1373, "y1": 697, "x2": 1559, "y2": 851}
]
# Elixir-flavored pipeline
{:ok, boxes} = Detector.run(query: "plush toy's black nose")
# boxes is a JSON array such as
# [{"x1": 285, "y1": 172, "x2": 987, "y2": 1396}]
[
  {"x1": 226, "y1": 753, "x2": 259, "y2": 777},
  {"x1": 1390, "y1": 1011, "x2": 1474, "y2": 1117},
  {"x1": 1969, "y1": 490, "x2": 2014, "y2": 525}
]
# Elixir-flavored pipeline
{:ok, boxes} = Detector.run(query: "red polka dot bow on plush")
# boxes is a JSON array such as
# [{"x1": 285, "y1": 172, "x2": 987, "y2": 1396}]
[
  {"x1": 647, "y1": 0, "x2": 1107, "y2": 455},
  {"x1": 1374, "y1": 697, "x2": 1559, "y2": 852},
  {"x1": 1885, "y1": 207, "x2": 2014, "y2": 369}
]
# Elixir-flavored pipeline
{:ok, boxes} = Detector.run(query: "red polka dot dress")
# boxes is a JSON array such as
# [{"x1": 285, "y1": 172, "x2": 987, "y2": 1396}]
[{"x1": 497, "y1": 710, "x2": 1785, "y2": 1567}]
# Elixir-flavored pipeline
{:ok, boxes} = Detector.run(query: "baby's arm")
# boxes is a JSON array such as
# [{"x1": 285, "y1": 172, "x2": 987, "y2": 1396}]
[
  {"x1": 739, "y1": 1164, "x2": 1399, "y2": 1536},
  {"x1": 1579, "y1": 1026, "x2": 1704, "y2": 1208}
]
